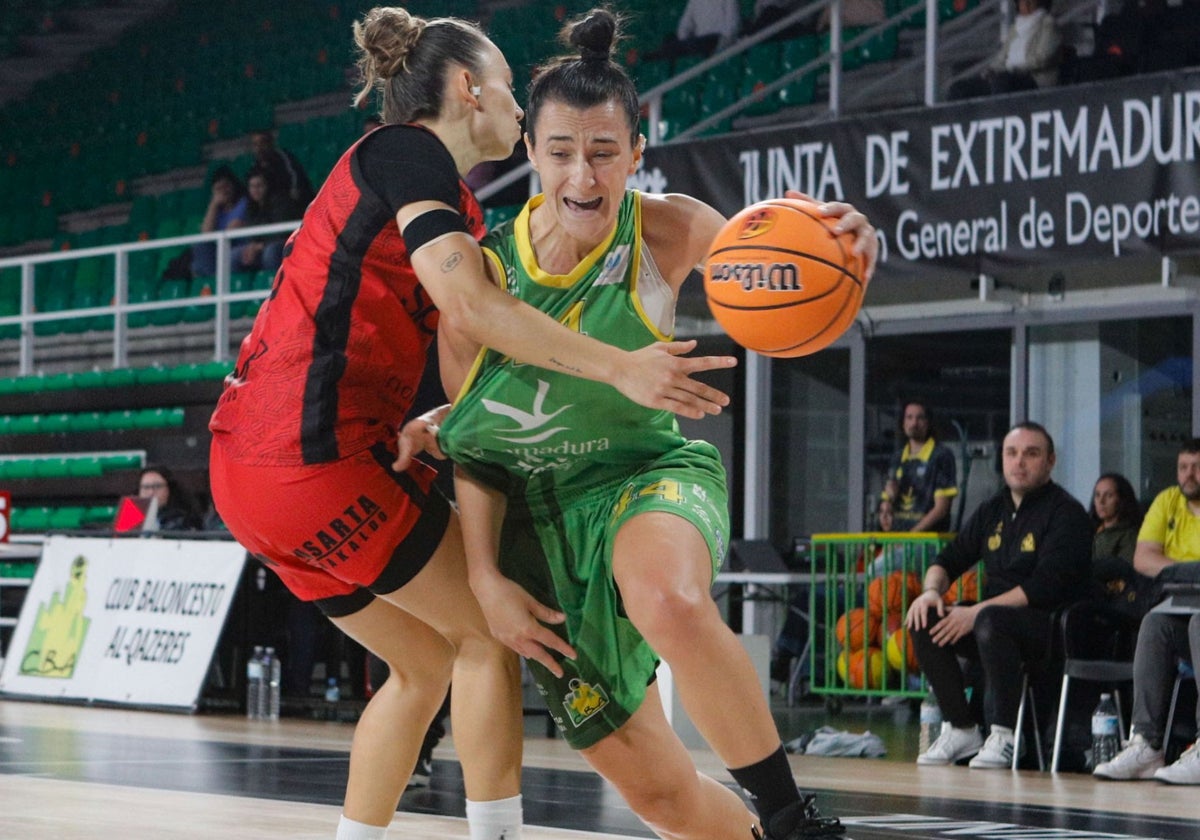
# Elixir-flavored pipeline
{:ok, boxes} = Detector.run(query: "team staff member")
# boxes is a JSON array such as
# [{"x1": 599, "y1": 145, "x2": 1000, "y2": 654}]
[
  {"x1": 409, "y1": 10, "x2": 877, "y2": 839},
  {"x1": 905, "y1": 422, "x2": 1091, "y2": 769},
  {"x1": 884, "y1": 400, "x2": 957, "y2": 532},
  {"x1": 208, "y1": 8, "x2": 736, "y2": 840}
]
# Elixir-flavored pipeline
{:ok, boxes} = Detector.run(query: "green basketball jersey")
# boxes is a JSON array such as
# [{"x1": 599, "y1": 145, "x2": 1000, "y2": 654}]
[{"x1": 439, "y1": 190, "x2": 686, "y2": 503}]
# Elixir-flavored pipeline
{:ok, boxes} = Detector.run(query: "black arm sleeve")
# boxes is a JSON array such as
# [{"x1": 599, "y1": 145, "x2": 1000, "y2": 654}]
[{"x1": 355, "y1": 125, "x2": 463, "y2": 215}]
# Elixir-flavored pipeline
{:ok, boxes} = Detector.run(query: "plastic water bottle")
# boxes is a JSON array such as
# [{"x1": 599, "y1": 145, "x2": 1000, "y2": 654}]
[
  {"x1": 325, "y1": 677, "x2": 341, "y2": 703},
  {"x1": 1091, "y1": 692, "x2": 1121, "y2": 768},
  {"x1": 919, "y1": 692, "x2": 943, "y2": 754},
  {"x1": 263, "y1": 646, "x2": 282, "y2": 721},
  {"x1": 246, "y1": 645, "x2": 264, "y2": 720}
]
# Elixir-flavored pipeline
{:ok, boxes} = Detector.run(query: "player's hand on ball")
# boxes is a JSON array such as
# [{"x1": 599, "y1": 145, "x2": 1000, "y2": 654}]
[
  {"x1": 393, "y1": 404, "x2": 451, "y2": 471},
  {"x1": 784, "y1": 190, "x2": 878, "y2": 282}
]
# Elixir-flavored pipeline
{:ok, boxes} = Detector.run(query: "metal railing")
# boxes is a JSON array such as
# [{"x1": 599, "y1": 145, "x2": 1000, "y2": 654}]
[{"x1": 0, "y1": 220, "x2": 297, "y2": 375}]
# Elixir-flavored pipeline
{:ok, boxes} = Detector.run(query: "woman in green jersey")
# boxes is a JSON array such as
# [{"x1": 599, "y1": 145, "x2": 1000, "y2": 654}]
[{"x1": 406, "y1": 9, "x2": 877, "y2": 840}]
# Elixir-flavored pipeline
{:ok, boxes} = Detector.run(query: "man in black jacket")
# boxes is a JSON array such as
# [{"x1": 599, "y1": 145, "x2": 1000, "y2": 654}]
[{"x1": 905, "y1": 421, "x2": 1091, "y2": 768}]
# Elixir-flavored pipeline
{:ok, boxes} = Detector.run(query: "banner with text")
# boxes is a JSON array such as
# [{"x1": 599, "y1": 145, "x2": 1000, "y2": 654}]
[
  {"x1": 638, "y1": 70, "x2": 1200, "y2": 277},
  {"x1": 0, "y1": 535, "x2": 245, "y2": 709}
]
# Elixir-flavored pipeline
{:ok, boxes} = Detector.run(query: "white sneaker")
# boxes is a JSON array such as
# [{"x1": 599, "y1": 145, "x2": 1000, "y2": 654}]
[
  {"x1": 1153, "y1": 743, "x2": 1200, "y2": 785},
  {"x1": 969, "y1": 725, "x2": 1015, "y2": 769},
  {"x1": 917, "y1": 722, "x2": 983, "y2": 765},
  {"x1": 1093, "y1": 733, "x2": 1164, "y2": 780}
]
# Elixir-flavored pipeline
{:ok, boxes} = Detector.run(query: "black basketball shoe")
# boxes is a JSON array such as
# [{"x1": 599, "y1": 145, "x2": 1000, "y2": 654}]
[{"x1": 751, "y1": 794, "x2": 846, "y2": 839}]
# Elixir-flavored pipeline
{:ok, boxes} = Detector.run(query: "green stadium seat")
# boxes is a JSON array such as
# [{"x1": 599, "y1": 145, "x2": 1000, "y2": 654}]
[
  {"x1": 72, "y1": 411, "x2": 104, "y2": 432},
  {"x1": 12, "y1": 507, "x2": 51, "y2": 532},
  {"x1": 1, "y1": 458, "x2": 36, "y2": 479},
  {"x1": 38, "y1": 413, "x2": 74, "y2": 433},
  {"x1": 48, "y1": 506, "x2": 85, "y2": 530},
  {"x1": 67, "y1": 456, "x2": 104, "y2": 478},
  {"x1": 134, "y1": 364, "x2": 173, "y2": 385},
  {"x1": 8, "y1": 414, "x2": 41, "y2": 434},
  {"x1": 100, "y1": 410, "x2": 138, "y2": 431},
  {"x1": 184, "y1": 275, "x2": 215, "y2": 323},
  {"x1": 196, "y1": 360, "x2": 232, "y2": 380},
  {"x1": 84, "y1": 505, "x2": 117, "y2": 525},
  {"x1": 134, "y1": 406, "x2": 186, "y2": 428},
  {"x1": 72, "y1": 370, "x2": 106, "y2": 389},
  {"x1": 32, "y1": 457, "x2": 72, "y2": 478},
  {"x1": 151, "y1": 277, "x2": 189, "y2": 325},
  {"x1": 101, "y1": 452, "x2": 143, "y2": 471},
  {"x1": 101, "y1": 367, "x2": 137, "y2": 388}
]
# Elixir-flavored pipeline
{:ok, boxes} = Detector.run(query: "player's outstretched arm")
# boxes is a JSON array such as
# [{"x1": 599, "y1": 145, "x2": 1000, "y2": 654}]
[{"x1": 407, "y1": 220, "x2": 735, "y2": 419}]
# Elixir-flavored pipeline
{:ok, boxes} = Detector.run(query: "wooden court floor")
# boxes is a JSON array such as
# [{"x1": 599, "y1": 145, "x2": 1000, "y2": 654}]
[{"x1": 0, "y1": 699, "x2": 1197, "y2": 839}]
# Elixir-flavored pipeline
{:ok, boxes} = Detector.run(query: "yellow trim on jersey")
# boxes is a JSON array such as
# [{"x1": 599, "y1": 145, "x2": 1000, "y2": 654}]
[
  {"x1": 902, "y1": 438, "x2": 937, "y2": 463},
  {"x1": 514, "y1": 194, "x2": 622, "y2": 288}
]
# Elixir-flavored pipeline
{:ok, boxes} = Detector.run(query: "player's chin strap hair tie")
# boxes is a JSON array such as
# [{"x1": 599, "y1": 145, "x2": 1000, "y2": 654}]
[{"x1": 402, "y1": 208, "x2": 470, "y2": 254}]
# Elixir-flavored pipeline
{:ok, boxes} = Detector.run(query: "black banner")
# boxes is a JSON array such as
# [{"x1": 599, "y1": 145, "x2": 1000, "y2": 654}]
[{"x1": 639, "y1": 70, "x2": 1200, "y2": 279}]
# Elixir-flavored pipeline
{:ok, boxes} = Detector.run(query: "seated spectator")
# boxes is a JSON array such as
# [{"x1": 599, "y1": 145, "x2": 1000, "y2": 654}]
[
  {"x1": 230, "y1": 168, "x2": 288, "y2": 274},
  {"x1": 905, "y1": 422, "x2": 1091, "y2": 769},
  {"x1": 1093, "y1": 439, "x2": 1200, "y2": 784},
  {"x1": 647, "y1": 0, "x2": 741, "y2": 69},
  {"x1": 947, "y1": 0, "x2": 1060, "y2": 100},
  {"x1": 137, "y1": 465, "x2": 201, "y2": 532},
  {"x1": 191, "y1": 165, "x2": 248, "y2": 279},
  {"x1": 1091, "y1": 473, "x2": 1143, "y2": 565},
  {"x1": 1089, "y1": 472, "x2": 1157, "y2": 620},
  {"x1": 249, "y1": 129, "x2": 315, "y2": 220}
]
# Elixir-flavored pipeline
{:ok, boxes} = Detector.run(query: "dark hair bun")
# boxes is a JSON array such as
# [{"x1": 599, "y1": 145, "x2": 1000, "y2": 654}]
[{"x1": 567, "y1": 8, "x2": 617, "y2": 61}]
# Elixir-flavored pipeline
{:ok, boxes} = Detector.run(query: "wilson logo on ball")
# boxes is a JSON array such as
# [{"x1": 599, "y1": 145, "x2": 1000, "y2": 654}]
[
  {"x1": 735, "y1": 209, "x2": 777, "y2": 239},
  {"x1": 707, "y1": 262, "x2": 802, "y2": 292}
]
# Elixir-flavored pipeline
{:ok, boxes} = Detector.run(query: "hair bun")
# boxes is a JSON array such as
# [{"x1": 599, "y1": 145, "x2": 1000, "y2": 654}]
[{"x1": 567, "y1": 8, "x2": 617, "y2": 60}]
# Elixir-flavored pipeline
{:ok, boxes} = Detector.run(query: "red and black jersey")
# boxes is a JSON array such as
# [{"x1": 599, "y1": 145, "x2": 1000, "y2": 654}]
[{"x1": 210, "y1": 124, "x2": 484, "y2": 465}]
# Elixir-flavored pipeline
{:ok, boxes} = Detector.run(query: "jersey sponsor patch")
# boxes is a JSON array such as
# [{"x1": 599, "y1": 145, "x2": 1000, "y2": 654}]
[
  {"x1": 594, "y1": 245, "x2": 631, "y2": 286},
  {"x1": 481, "y1": 379, "x2": 572, "y2": 444}
]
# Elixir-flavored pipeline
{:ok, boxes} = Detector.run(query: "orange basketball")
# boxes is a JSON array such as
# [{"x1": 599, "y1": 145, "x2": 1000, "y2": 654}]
[
  {"x1": 846, "y1": 647, "x2": 885, "y2": 689},
  {"x1": 943, "y1": 568, "x2": 980, "y2": 605},
  {"x1": 703, "y1": 198, "x2": 865, "y2": 358},
  {"x1": 868, "y1": 570, "x2": 921, "y2": 619},
  {"x1": 835, "y1": 607, "x2": 880, "y2": 650},
  {"x1": 885, "y1": 627, "x2": 920, "y2": 673}
]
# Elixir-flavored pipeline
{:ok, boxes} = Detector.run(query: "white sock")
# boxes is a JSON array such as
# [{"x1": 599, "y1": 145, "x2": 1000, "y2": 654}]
[
  {"x1": 465, "y1": 794, "x2": 523, "y2": 840},
  {"x1": 335, "y1": 814, "x2": 387, "y2": 840}
]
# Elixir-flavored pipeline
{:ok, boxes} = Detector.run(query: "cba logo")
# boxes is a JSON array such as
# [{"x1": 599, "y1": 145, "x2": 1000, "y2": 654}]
[
  {"x1": 20, "y1": 555, "x2": 91, "y2": 678},
  {"x1": 736, "y1": 208, "x2": 777, "y2": 239},
  {"x1": 563, "y1": 677, "x2": 609, "y2": 727}
]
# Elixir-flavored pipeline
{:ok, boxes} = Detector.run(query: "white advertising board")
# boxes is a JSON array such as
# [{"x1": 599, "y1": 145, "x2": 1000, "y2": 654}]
[{"x1": 0, "y1": 535, "x2": 245, "y2": 709}]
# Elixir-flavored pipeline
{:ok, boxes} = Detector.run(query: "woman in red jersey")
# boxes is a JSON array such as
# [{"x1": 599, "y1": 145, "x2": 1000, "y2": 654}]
[{"x1": 209, "y1": 8, "x2": 736, "y2": 840}]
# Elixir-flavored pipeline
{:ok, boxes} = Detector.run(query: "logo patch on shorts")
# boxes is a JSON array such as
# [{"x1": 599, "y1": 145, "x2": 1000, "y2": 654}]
[{"x1": 562, "y1": 678, "x2": 609, "y2": 727}]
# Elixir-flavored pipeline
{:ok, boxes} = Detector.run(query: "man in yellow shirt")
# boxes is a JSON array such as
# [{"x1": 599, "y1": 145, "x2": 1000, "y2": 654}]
[{"x1": 1094, "y1": 439, "x2": 1200, "y2": 784}]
